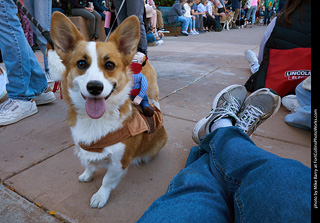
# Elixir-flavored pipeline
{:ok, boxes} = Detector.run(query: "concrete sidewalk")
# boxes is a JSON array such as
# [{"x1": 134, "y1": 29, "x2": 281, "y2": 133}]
[{"x1": 0, "y1": 26, "x2": 311, "y2": 223}]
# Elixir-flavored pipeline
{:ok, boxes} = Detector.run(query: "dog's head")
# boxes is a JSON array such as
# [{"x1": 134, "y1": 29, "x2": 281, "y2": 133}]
[{"x1": 50, "y1": 12, "x2": 140, "y2": 120}]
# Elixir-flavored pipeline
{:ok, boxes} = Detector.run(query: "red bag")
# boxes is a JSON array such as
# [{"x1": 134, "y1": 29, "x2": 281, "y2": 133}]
[{"x1": 265, "y1": 48, "x2": 311, "y2": 97}]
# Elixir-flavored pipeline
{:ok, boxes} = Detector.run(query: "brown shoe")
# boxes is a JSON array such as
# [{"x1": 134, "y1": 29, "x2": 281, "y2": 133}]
[{"x1": 143, "y1": 106, "x2": 154, "y2": 117}]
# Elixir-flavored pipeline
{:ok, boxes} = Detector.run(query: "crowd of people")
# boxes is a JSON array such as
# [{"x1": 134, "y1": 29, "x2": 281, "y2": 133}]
[{"x1": 163, "y1": 0, "x2": 282, "y2": 36}]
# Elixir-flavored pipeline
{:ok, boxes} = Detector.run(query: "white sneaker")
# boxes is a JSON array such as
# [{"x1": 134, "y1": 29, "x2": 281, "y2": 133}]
[
  {"x1": 156, "y1": 40, "x2": 164, "y2": 46},
  {"x1": 282, "y1": 95, "x2": 301, "y2": 112},
  {"x1": 0, "y1": 98, "x2": 38, "y2": 126},
  {"x1": 245, "y1": 50, "x2": 258, "y2": 66},
  {"x1": 33, "y1": 87, "x2": 56, "y2": 105}
]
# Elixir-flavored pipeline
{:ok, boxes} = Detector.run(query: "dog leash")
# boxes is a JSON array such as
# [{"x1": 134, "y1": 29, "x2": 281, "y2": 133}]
[
  {"x1": 13, "y1": 0, "x2": 54, "y2": 48},
  {"x1": 105, "y1": 0, "x2": 126, "y2": 42}
]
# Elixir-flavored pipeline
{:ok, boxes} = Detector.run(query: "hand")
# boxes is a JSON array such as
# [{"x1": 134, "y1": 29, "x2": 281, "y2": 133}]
[
  {"x1": 133, "y1": 96, "x2": 143, "y2": 105},
  {"x1": 85, "y1": 7, "x2": 93, "y2": 12}
]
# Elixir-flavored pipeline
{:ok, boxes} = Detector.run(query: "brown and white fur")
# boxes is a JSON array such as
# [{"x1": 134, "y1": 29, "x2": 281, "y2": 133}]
[{"x1": 50, "y1": 12, "x2": 167, "y2": 208}]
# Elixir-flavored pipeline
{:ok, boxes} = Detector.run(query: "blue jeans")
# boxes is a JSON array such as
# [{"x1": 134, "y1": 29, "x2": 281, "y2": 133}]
[
  {"x1": 130, "y1": 95, "x2": 149, "y2": 109},
  {"x1": 246, "y1": 5, "x2": 257, "y2": 24},
  {"x1": 264, "y1": 8, "x2": 272, "y2": 24},
  {"x1": 186, "y1": 17, "x2": 195, "y2": 30},
  {"x1": 0, "y1": 0, "x2": 47, "y2": 101},
  {"x1": 285, "y1": 82, "x2": 311, "y2": 130},
  {"x1": 24, "y1": 0, "x2": 52, "y2": 73},
  {"x1": 138, "y1": 127, "x2": 311, "y2": 222},
  {"x1": 177, "y1": 16, "x2": 189, "y2": 32}
]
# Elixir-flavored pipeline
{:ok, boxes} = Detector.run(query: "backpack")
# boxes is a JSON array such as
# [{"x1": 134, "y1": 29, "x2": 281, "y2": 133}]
[{"x1": 245, "y1": 47, "x2": 311, "y2": 97}]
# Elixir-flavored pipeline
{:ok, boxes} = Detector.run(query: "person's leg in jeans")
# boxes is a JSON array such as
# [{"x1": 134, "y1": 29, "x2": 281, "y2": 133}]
[
  {"x1": 24, "y1": 0, "x2": 52, "y2": 74},
  {"x1": 177, "y1": 16, "x2": 189, "y2": 33},
  {"x1": 250, "y1": 6, "x2": 257, "y2": 25},
  {"x1": 284, "y1": 82, "x2": 311, "y2": 130},
  {"x1": 0, "y1": 0, "x2": 54, "y2": 125},
  {"x1": 113, "y1": 0, "x2": 148, "y2": 56},
  {"x1": 138, "y1": 85, "x2": 310, "y2": 222}
]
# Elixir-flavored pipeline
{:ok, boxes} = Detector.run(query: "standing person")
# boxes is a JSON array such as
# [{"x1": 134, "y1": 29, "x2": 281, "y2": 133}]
[
  {"x1": 231, "y1": 0, "x2": 241, "y2": 28},
  {"x1": 113, "y1": 0, "x2": 148, "y2": 55},
  {"x1": 263, "y1": 0, "x2": 274, "y2": 25},
  {"x1": 71, "y1": 0, "x2": 102, "y2": 40},
  {"x1": 0, "y1": 0, "x2": 56, "y2": 126},
  {"x1": 137, "y1": 84, "x2": 310, "y2": 222},
  {"x1": 24, "y1": 0, "x2": 52, "y2": 82},
  {"x1": 246, "y1": 0, "x2": 259, "y2": 27}
]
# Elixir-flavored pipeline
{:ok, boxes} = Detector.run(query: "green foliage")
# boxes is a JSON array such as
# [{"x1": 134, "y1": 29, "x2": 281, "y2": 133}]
[{"x1": 156, "y1": 0, "x2": 176, "y2": 7}]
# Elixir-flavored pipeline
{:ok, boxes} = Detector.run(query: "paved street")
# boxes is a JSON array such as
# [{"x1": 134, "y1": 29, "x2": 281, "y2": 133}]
[{"x1": 0, "y1": 25, "x2": 311, "y2": 223}]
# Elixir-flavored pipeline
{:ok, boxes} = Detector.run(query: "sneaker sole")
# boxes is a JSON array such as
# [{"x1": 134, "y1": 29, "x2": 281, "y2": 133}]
[{"x1": 0, "y1": 108, "x2": 38, "y2": 126}]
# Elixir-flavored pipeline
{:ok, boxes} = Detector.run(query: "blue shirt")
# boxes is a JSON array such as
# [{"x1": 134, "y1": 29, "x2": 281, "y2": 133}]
[{"x1": 132, "y1": 72, "x2": 148, "y2": 99}]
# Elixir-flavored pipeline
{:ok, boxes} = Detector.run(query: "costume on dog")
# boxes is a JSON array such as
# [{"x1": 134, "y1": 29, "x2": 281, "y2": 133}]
[{"x1": 130, "y1": 52, "x2": 154, "y2": 117}]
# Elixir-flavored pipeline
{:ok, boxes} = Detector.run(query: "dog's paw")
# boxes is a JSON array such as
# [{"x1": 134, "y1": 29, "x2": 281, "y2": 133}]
[
  {"x1": 78, "y1": 172, "x2": 93, "y2": 182},
  {"x1": 90, "y1": 189, "x2": 110, "y2": 209}
]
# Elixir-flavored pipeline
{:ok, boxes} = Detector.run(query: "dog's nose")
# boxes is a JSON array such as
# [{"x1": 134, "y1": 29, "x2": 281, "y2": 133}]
[{"x1": 87, "y1": 81, "x2": 104, "y2": 96}]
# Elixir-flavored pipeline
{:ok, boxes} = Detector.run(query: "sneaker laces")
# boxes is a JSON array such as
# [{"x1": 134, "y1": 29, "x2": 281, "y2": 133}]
[
  {"x1": 209, "y1": 96, "x2": 241, "y2": 122},
  {"x1": 237, "y1": 105, "x2": 263, "y2": 132},
  {"x1": 0, "y1": 98, "x2": 15, "y2": 113}
]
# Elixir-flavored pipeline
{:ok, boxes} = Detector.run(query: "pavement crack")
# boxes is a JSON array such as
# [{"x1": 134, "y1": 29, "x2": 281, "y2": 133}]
[
  {"x1": 3, "y1": 144, "x2": 74, "y2": 182},
  {"x1": 159, "y1": 67, "x2": 221, "y2": 101}
]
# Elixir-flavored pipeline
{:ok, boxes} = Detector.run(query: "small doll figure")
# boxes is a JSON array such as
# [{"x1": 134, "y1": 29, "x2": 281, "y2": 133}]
[{"x1": 129, "y1": 52, "x2": 154, "y2": 117}]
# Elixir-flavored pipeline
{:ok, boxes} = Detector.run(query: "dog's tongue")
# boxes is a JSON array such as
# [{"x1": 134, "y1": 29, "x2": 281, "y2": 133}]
[{"x1": 85, "y1": 98, "x2": 106, "y2": 119}]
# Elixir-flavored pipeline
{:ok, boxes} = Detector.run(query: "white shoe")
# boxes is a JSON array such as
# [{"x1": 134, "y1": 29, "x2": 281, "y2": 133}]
[
  {"x1": 0, "y1": 98, "x2": 38, "y2": 126},
  {"x1": 245, "y1": 50, "x2": 258, "y2": 66},
  {"x1": 156, "y1": 40, "x2": 164, "y2": 46},
  {"x1": 33, "y1": 87, "x2": 56, "y2": 105},
  {"x1": 282, "y1": 95, "x2": 301, "y2": 112}
]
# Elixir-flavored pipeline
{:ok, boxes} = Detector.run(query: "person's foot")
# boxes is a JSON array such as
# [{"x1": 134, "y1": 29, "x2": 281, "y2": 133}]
[
  {"x1": 33, "y1": 87, "x2": 56, "y2": 105},
  {"x1": 181, "y1": 31, "x2": 188, "y2": 36},
  {"x1": 235, "y1": 88, "x2": 281, "y2": 136},
  {"x1": 245, "y1": 50, "x2": 258, "y2": 66},
  {"x1": 192, "y1": 84, "x2": 247, "y2": 144},
  {"x1": 282, "y1": 95, "x2": 301, "y2": 112},
  {"x1": 0, "y1": 98, "x2": 38, "y2": 126}
]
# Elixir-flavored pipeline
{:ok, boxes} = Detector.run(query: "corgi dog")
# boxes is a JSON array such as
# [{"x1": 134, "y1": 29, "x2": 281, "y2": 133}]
[{"x1": 50, "y1": 12, "x2": 167, "y2": 209}]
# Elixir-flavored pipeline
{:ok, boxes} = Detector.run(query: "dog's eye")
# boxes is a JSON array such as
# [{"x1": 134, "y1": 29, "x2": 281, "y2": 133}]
[
  {"x1": 105, "y1": 61, "x2": 115, "y2": 71},
  {"x1": 77, "y1": 60, "x2": 88, "y2": 70}
]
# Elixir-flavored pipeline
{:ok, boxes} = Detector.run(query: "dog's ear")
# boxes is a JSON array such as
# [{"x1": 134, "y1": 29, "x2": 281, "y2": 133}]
[
  {"x1": 108, "y1": 15, "x2": 140, "y2": 66},
  {"x1": 50, "y1": 12, "x2": 84, "y2": 58}
]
